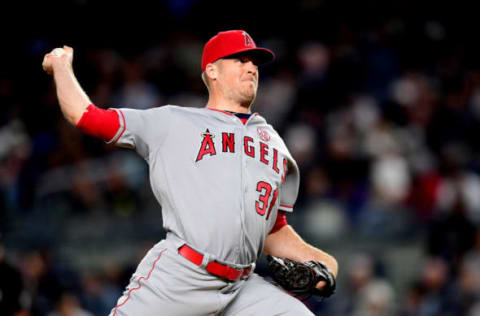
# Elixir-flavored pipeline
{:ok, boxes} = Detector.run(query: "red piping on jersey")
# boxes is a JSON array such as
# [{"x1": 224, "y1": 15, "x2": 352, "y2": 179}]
[
  {"x1": 206, "y1": 107, "x2": 259, "y2": 118},
  {"x1": 206, "y1": 107, "x2": 234, "y2": 116},
  {"x1": 115, "y1": 110, "x2": 127, "y2": 144},
  {"x1": 279, "y1": 204, "x2": 293, "y2": 209},
  {"x1": 113, "y1": 248, "x2": 167, "y2": 316}
]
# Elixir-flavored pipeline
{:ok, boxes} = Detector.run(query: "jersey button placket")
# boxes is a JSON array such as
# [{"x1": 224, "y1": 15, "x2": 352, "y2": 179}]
[
  {"x1": 244, "y1": 161, "x2": 247, "y2": 194},
  {"x1": 239, "y1": 123, "x2": 249, "y2": 262}
]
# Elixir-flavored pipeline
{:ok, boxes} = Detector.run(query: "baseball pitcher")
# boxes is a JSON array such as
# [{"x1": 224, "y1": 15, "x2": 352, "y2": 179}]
[{"x1": 42, "y1": 30, "x2": 338, "y2": 316}]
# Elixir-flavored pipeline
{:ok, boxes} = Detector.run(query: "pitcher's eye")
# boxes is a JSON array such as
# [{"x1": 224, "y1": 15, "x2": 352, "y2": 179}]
[
  {"x1": 240, "y1": 56, "x2": 259, "y2": 66},
  {"x1": 241, "y1": 56, "x2": 256, "y2": 64}
]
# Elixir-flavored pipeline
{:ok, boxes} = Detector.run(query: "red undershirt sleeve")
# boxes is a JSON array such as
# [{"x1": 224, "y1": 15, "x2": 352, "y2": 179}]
[
  {"x1": 76, "y1": 104, "x2": 120, "y2": 142},
  {"x1": 269, "y1": 211, "x2": 288, "y2": 234}
]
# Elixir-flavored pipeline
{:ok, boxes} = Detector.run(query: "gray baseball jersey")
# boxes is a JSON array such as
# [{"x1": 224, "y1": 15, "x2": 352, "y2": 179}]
[
  {"x1": 107, "y1": 105, "x2": 313, "y2": 316},
  {"x1": 110, "y1": 105, "x2": 299, "y2": 265}
]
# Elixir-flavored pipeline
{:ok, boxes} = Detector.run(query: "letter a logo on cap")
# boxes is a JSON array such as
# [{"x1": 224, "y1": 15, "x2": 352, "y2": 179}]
[
  {"x1": 201, "y1": 30, "x2": 275, "y2": 71},
  {"x1": 243, "y1": 31, "x2": 254, "y2": 47}
]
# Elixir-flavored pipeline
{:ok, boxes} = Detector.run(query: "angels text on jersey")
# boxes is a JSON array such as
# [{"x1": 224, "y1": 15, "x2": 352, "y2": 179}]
[{"x1": 195, "y1": 128, "x2": 288, "y2": 183}]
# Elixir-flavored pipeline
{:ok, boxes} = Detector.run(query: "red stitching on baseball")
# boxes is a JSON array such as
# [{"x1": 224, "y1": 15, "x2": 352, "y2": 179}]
[{"x1": 112, "y1": 248, "x2": 167, "y2": 316}]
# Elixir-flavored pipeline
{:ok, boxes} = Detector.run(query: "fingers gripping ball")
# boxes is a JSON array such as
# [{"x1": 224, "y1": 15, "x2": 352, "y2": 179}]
[
  {"x1": 266, "y1": 255, "x2": 336, "y2": 298},
  {"x1": 52, "y1": 48, "x2": 67, "y2": 57},
  {"x1": 42, "y1": 46, "x2": 73, "y2": 75}
]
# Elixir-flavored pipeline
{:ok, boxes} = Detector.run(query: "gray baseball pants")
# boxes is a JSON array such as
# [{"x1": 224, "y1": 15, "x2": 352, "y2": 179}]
[{"x1": 108, "y1": 238, "x2": 314, "y2": 316}]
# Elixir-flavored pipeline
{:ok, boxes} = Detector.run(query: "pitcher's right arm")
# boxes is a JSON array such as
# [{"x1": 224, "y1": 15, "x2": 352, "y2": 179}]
[
  {"x1": 43, "y1": 46, "x2": 120, "y2": 142},
  {"x1": 42, "y1": 46, "x2": 91, "y2": 125}
]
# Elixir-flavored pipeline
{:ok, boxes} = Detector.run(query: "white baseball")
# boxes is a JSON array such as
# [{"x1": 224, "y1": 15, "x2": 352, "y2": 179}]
[{"x1": 52, "y1": 48, "x2": 66, "y2": 57}]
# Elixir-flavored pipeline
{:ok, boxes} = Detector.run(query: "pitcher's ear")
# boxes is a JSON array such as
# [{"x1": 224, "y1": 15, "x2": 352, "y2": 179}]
[{"x1": 205, "y1": 62, "x2": 219, "y2": 81}]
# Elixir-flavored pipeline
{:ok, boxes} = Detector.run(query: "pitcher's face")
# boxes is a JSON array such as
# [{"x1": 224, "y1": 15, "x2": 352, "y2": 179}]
[{"x1": 216, "y1": 55, "x2": 259, "y2": 107}]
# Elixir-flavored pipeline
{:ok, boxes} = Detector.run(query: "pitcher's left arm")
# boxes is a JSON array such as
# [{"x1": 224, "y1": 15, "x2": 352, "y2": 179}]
[{"x1": 264, "y1": 224, "x2": 338, "y2": 290}]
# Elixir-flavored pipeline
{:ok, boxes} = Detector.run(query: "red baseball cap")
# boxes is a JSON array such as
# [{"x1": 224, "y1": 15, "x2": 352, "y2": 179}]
[{"x1": 201, "y1": 30, "x2": 275, "y2": 71}]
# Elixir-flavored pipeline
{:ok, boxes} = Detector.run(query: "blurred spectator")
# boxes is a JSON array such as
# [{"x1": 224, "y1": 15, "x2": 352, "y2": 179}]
[
  {"x1": 370, "y1": 153, "x2": 410, "y2": 204},
  {"x1": 20, "y1": 249, "x2": 80, "y2": 316},
  {"x1": 0, "y1": 119, "x2": 31, "y2": 217},
  {"x1": 295, "y1": 41, "x2": 336, "y2": 115},
  {"x1": 435, "y1": 145, "x2": 480, "y2": 224},
  {"x1": 103, "y1": 161, "x2": 142, "y2": 218},
  {"x1": 408, "y1": 170, "x2": 443, "y2": 223},
  {"x1": 354, "y1": 280, "x2": 396, "y2": 316},
  {"x1": 284, "y1": 123, "x2": 318, "y2": 167},
  {"x1": 450, "y1": 253, "x2": 480, "y2": 315},
  {"x1": 87, "y1": 50, "x2": 122, "y2": 107},
  {"x1": 301, "y1": 166, "x2": 348, "y2": 241},
  {"x1": 427, "y1": 195, "x2": 477, "y2": 264},
  {"x1": 0, "y1": 234, "x2": 27, "y2": 316},
  {"x1": 469, "y1": 303, "x2": 480, "y2": 316},
  {"x1": 334, "y1": 253, "x2": 396, "y2": 316},
  {"x1": 47, "y1": 293, "x2": 93, "y2": 316},
  {"x1": 401, "y1": 257, "x2": 456, "y2": 316},
  {"x1": 302, "y1": 199, "x2": 348, "y2": 242},
  {"x1": 113, "y1": 57, "x2": 163, "y2": 110},
  {"x1": 254, "y1": 68, "x2": 296, "y2": 127},
  {"x1": 81, "y1": 271, "x2": 121, "y2": 316},
  {"x1": 69, "y1": 168, "x2": 105, "y2": 215}
]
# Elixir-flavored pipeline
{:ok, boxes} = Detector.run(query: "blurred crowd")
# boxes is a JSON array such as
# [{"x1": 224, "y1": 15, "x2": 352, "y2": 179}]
[{"x1": 2, "y1": 1, "x2": 480, "y2": 315}]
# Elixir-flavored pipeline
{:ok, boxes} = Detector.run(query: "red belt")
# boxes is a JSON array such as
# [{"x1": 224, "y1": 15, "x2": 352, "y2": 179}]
[{"x1": 178, "y1": 245, "x2": 252, "y2": 281}]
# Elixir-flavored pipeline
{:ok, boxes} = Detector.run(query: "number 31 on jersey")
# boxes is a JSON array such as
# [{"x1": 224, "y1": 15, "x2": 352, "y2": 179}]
[{"x1": 255, "y1": 181, "x2": 278, "y2": 220}]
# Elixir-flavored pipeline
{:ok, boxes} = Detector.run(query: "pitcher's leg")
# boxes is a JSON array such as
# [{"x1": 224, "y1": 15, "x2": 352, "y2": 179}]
[
  {"x1": 222, "y1": 274, "x2": 314, "y2": 316},
  {"x1": 109, "y1": 240, "x2": 226, "y2": 316}
]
